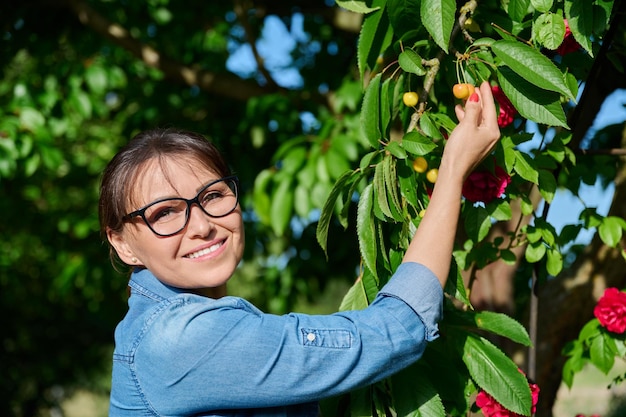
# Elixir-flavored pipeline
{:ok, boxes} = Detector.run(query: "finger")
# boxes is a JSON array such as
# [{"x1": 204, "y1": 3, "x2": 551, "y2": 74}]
[
  {"x1": 478, "y1": 81, "x2": 498, "y2": 128},
  {"x1": 454, "y1": 103, "x2": 465, "y2": 122},
  {"x1": 459, "y1": 88, "x2": 482, "y2": 126}
]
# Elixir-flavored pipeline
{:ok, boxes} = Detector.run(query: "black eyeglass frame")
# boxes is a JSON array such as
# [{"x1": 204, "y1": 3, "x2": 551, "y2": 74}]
[{"x1": 122, "y1": 175, "x2": 239, "y2": 237}]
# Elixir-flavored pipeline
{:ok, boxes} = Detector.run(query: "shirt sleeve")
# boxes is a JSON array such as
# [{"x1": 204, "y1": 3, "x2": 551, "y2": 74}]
[{"x1": 134, "y1": 262, "x2": 443, "y2": 414}]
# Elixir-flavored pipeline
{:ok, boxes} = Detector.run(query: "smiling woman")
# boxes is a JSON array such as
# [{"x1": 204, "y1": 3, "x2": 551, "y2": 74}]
[{"x1": 99, "y1": 86, "x2": 500, "y2": 417}]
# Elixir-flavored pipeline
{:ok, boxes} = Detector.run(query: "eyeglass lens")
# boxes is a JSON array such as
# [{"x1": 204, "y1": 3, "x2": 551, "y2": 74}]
[{"x1": 143, "y1": 178, "x2": 238, "y2": 236}]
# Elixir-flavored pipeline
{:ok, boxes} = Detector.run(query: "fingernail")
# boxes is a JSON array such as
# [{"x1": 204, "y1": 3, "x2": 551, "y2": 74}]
[{"x1": 469, "y1": 93, "x2": 479, "y2": 102}]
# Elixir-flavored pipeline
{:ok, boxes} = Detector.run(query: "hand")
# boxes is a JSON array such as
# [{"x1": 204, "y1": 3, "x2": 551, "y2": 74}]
[{"x1": 441, "y1": 81, "x2": 501, "y2": 181}]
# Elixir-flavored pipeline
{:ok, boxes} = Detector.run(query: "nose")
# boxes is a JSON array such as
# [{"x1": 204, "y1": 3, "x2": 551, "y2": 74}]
[{"x1": 186, "y1": 203, "x2": 214, "y2": 237}]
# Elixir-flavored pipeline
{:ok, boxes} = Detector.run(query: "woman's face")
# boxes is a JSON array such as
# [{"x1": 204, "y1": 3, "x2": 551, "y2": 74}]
[{"x1": 108, "y1": 157, "x2": 245, "y2": 291}]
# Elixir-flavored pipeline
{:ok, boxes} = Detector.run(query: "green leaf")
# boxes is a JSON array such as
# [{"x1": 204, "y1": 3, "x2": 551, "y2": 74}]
[
  {"x1": 531, "y1": 0, "x2": 554, "y2": 13},
  {"x1": 599, "y1": 216, "x2": 623, "y2": 247},
  {"x1": 508, "y1": 0, "x2": 531, "y2": 22},
  {"x1": 357, "y1": 184, "x2": 378, "y2": 276},
  {"x1": 419, "y1": 112, "x2": 443, "y2": 140},
  {"x1": 316, "y1": 170, "x2": 358, "y2": 254},
  {"x1": 565, "y1": 0, "x2": 594, "y2": 56},
  {"x1": 383, "y1": 154, "x2": 404, "y2": 221},
  {"x1": 401, "y1": 131, "x2": 437, "y2": 155},
  {"x1": 474, "y1": 311, "x2": 532, "y2": 346},
  {"x1": 391, "y1": 363, "x2": 445, "y2": 416},
  {"x1": 360, "y1": 73, "x2": 382, "y2": 149},
  {"x1": 398, "y1": 49, "x2": 426, "y2": 76},
  {"x1": 270, "y1": 177, "x2": 294, "y2": 236},
  {"x1": 538, "y1": 169, "x2": 557, "y2": 203},
  {"x1": 513, "y1": 151, "x2": 539, "y2": 184},
  {"x1": 491, "y1": 40, "x2": 575, "y2": 100},
  {"x1": 338, "y1": 278, "x2": 369, "y2": 311},
  {"x1": 85, "y1": 64, "x2": 108, "y2": 94},
  {"x1": 464, "y1": 205, "x2": 491, "y2": 242},
  {"x1": 462, "y1": 334, "x2": 532, "y2": 416},
  {"x1": 419, "y1": 0, "x2": 456, "y2": 53},
  {"x1": 374, "y1": 161, "x2": 393, "y2": 219},
  {"x1": 19, "y1": 107, "x2": 46, "y2": 132},
  {"x1": 497, "y1": 67, "x2": 568, "y2": 128},
  {"x1": 358, "y1": 2, "x2": 393, "y2": 79},
  {"x1": 590, "y1": 332, "x2": 617, "y2": 374},
  {"x1": 546, "y1": 247, "x2": 563, "y2": 276},
  {"x1": 533, "y1": 12, "x2": 566, "y2": 50},
  {"x1": 525, "y1": 241, "x2": 546, "y2": 263},
  {"x1": 336, "y1": 0, "x2": 381, "y2": 14}
]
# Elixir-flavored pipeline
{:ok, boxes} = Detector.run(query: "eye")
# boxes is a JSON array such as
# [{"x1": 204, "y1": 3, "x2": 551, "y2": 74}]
[
  {"x1": 201, "y1": 190, "x2": 224, "y2": 204},
  {"x1": 146, "y1": 201, "x2": 186, "y2": 223}
]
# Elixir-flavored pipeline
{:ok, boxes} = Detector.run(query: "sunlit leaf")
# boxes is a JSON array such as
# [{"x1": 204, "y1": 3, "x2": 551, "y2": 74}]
[
  {"x1": 420, "y1": 0, "x2": 455, "y2": 52},
  {"x1": 398, "y1": 49, "x2": 426, "y2": 75},
  {"x1": 492, "y1": 40, "x2": 575, "y2": 100},
  {"x1": 336, "y1": 0, "x2": 381, "y2": 14},
  {"x1": 497, "y1": 67, "x2": 568, "y2": 128},
  {"x1": 462, "y1": 334, "x2": 532, "y2": 416},
  {"x1": 357, "y1": 184, "x2": 377, "y2": 276},
  {"x1": 360, "y1": 73, "x2": 382, "y2": 148}
]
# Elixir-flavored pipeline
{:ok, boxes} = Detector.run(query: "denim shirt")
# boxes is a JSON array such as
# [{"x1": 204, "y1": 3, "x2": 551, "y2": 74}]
[{"x1": 109, "y1": 262, "x2": 443, "y2": 416}]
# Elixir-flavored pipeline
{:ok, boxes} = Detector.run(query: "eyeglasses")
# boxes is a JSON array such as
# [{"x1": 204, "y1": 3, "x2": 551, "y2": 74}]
[{"x1": 123, "y1": 176, "x2": 239, "y2": 237}]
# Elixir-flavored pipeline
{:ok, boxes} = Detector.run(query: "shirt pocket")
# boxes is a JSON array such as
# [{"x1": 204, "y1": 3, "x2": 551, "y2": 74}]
[{"x1": 300, "y1": 328, "x2": 352, "y2": 348}]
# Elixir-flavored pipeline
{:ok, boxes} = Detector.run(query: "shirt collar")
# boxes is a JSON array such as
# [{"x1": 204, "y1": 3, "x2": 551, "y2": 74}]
[{"x1": 128, "y1": 268, "x2": 187, "y2": 301}]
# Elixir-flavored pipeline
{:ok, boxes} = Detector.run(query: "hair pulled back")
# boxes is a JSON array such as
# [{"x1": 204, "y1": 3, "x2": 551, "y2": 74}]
[{"x1": 99, "y1": 128, "x2": 232, "y2": 261}]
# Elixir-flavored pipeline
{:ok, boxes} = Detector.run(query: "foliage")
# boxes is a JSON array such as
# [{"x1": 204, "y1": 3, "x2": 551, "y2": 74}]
[{"x1": 311, "y1": 0, "x2": 622, "y2": 415}]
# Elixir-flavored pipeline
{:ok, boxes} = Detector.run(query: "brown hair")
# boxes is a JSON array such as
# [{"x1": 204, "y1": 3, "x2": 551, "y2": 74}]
[{"x1": 99, "y1": 127, "x2": 232, "y2": 264}]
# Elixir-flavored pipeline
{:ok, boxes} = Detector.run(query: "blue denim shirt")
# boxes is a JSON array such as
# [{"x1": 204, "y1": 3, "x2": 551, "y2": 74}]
[{"x1": 109, "y1": 262, "x2": 443, "y2": 416}]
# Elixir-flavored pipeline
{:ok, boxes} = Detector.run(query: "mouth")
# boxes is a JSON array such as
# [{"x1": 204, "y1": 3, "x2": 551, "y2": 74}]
[{"x1": 184, "y1": 240, "x2": 225, "y2": 259}]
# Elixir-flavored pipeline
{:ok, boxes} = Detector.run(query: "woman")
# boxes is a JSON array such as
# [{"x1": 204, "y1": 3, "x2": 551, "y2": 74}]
[{"x1": 101, "y1": 82, "x2": 500, "y2": 416}]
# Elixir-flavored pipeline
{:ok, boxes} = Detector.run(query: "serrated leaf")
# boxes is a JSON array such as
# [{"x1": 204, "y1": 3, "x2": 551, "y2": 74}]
[
  {"x1": 419, "y1": 0, "x2": 455, "y2": 53},
  {"x1": 474, "y1": 311, "x2": 532, "y2": 346},
  {"x1": 357, "y1": 184, "x2": 377, "y2": 276},
  {"x1": 590, "y1": 332, "x2": 616, "y2": 374},
  {"x1": 338, "y1": 278, "x2": 369, "y2": 311},
  {"x1": 360, "y1": 73, "x2": 382, "y2": 149},
  {"x1": 492, "y1": 40, "x2": 575, "y2": 100},
  {"x1": 383, "y1": 154, "x2": 403, "y2": 221},
  {"x1": 316, "y1": 170, "x2": 358, "y2": 253},
  {"x1": 401, "y1": 131, "x2": 437, "y2": 155},
  {"x1": 358, "y1": 3, "x2": 393, "y2": 79},
  {"x1": 531, "y1": 0, "x2": 554, "y2": 13},
  {"x1": 462, "y1": 334, "x2": 532, "y2": 416},
  {"x1": 336, "y1": 0, "x2": 381, "y2": 13},
  {"x1": 513, "y1": 151, "x2": 539, "y2": 184},
  {"x1": 508, "y1": 0, "x2": 531, "y2": 22},
  {"x1": 398, "y1": 49, "x2": 426, "y2": 75},
  {"x1": 533, "y1": 12, "x2": 565, "y2": 50},
  {"x1": 419, "y1": 112, "x2": 443, "y2": 140},
  {"x1": 565, "y1": 0, "x2": 594, "y2": 56},
  {"x1": 497, "y1": 67, "x2": 568, "y2": 128},
  {"x1": 374, "y1": 161, "x2": 393, "y2": 219}
]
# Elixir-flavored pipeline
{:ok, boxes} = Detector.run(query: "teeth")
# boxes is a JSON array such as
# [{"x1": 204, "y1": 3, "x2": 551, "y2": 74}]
[{"x1": 186, "y1": 242, "x2": 222, "y2": 259}]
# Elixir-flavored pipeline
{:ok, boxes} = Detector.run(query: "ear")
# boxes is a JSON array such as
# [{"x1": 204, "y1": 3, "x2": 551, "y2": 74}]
[{"x1": 107, "y1": 227, "x2": 140, "y2": 265}]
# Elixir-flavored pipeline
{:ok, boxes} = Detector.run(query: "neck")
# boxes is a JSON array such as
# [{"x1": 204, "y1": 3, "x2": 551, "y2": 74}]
[{"x1": 195, "y1": 284, "x2": 227, "y2": 299}]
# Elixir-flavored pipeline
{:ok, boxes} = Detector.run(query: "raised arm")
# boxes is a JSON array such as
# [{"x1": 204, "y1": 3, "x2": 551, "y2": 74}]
[{"x1": 402, "y1": 81, "x2": 501, "y2": 286}]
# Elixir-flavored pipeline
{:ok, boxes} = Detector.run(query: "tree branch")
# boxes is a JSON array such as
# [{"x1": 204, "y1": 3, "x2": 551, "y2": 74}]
[{"x1": 62, "y1": 0, "x2": 281, "y2": 101}]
